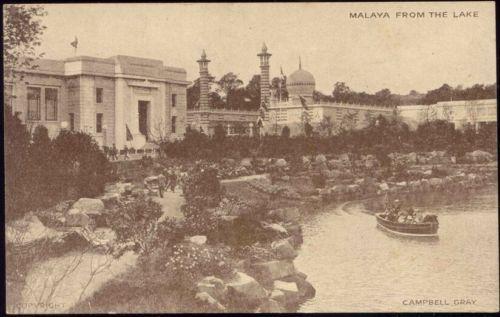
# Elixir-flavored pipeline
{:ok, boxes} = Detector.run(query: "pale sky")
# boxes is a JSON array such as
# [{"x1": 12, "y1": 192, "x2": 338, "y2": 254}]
[{"x1": 34, "y1": 2, "x2": 496, "y2": 95}]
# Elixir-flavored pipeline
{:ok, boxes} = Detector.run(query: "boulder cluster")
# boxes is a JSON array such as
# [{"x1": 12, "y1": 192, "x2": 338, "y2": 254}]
[{"x1": 193, "y1": 206, "x2": 315, "y2": 313}]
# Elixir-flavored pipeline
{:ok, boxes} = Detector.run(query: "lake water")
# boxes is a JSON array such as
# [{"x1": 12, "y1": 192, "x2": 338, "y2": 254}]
[{"x1": 296, "y1": 187, "x2": 499, "y2": 312}]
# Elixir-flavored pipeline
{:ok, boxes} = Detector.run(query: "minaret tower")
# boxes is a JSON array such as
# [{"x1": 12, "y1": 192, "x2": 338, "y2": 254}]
[
  {"x1": 197, "y1": 50, "x2": 210, "y2": 111},
  {"x1": 258, "y1": 43, "x2": 272, "y2": 107}
]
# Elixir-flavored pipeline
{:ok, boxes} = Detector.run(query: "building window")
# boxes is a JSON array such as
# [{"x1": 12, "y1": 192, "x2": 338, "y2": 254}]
[
  {"x1": 69, "y1": 113, "x2": 75, "y2": 131},
  {"x1": 45, "y1": 88, "x2": 58, "y2": 121},
  {"x1": 96, "y1": 113, "x2": 103, "y2": 133},
  {"x1": 96, "y1": 88, "x2": 103, "y2": 103},
  {"x1": 171, "y1": 116, "x2": 177, "y2": 133},
  {"x1": 27, "y1": 87, "x2": 41, "y2": 121},
  {"x1": 171, "y1": 94, "x2": 177, "y2": 108}
]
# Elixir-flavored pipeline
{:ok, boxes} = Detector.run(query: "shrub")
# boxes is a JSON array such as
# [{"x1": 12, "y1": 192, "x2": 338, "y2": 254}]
[
  {"x1": 52, "y1": 130, "x2": 112, "y2": 198},
  {"x1": 106, "y1": 196, "x2": 163, "y2": 254},
  {"x1": 182, "y1": 165, "x2": 223, "y2": 208},
  {"x1": 162, "y1": 243, "x2": 233, "y2": 288},
  {"x1": 4, "y1": 108, "x2": 112, "y2": 220}
]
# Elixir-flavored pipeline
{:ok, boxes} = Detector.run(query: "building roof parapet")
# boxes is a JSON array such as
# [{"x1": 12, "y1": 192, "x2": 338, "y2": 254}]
[{"x1": 187, "y1": 108, "x2": 259, "y2": 115}]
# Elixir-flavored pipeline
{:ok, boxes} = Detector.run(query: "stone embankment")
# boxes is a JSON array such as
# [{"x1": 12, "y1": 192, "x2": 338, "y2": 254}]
[{"x1": 192, "y1": 206, "x2": 315, "y2": 313}]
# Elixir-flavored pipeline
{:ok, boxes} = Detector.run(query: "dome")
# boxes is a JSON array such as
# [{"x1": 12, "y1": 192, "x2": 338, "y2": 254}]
[
  {"x1": 288, "y1": 69, "x2": 315, "y2": 85},
  {"x1": 287, "y1": 68, "x2": 315, "y2": 99}
]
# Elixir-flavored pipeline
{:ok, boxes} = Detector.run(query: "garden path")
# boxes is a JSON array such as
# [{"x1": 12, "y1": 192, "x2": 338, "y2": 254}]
[{"x1": 153, "y1": 187, "x2": 185, "y2": 221}]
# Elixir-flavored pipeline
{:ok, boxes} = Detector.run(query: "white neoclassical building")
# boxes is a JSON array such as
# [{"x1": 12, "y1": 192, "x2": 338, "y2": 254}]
[{"x1": 5, "y1": 55, "x2": 190, "y2": 150}]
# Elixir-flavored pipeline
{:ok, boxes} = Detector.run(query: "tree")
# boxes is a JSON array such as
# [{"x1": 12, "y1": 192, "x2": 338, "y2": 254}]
[
  {"x1": 4, "y1": 106, "x2": 32, "y2": 220},
  {"x1": 271, "y1": 76, "x2": 288, "y2": 102},
  {"x1": 244, "y1": 74, "x2": 261, "y2": 110},
  {"x1": 332, "y1": 82, "x2": 351, "y2": 103},
  {"x1": 3, "y1": 4, "x2": 47, "y2": 79},
  {"x1": 216, "y1": 72, "x2": 243, "y2": 109},
  {"x1": 186, "y1": 80, "x2": 200, "y2": 109}
]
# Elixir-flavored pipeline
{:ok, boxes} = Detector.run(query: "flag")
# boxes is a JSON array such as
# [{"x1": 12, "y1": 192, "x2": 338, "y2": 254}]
[
  {"x1": 126, "y1": 124, "x2": 133, "y2": 141},
  {"x1": 70, "y1": 36, "x2": 78, "y2": 48},
  {"x1": 299, "y1": 95, "x2": 309, "y2": 110}
]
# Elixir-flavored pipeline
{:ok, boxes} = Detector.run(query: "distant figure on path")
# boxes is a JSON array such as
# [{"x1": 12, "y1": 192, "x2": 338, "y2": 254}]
[
  {"x1": 123, "y1": 145, "x2": 129, "y2": 160},
  {"x1": 111, "y1": 144, "x2": 118, "y2": 161},
  {"x1": 169, "y1": 169, "x2": 177, "y2": 192},
  {"x1": 157, "y1": 171, "x2": 167, "y2": 198}
]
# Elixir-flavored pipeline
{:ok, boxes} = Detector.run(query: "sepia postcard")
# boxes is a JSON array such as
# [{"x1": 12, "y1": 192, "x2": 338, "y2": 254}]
[{"x1": 3, "y1": 1, "x2": 498, "y2": 314}]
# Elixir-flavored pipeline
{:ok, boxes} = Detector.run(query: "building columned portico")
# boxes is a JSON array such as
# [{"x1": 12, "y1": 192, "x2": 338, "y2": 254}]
[{"x1": 5, "y1": 55, "x2": 190, "y2": 150}]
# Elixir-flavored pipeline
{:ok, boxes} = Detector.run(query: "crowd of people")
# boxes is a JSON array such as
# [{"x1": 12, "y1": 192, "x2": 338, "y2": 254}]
[
  {"x1": 382, "y1": 197, "x2": 426, "y2": 224},
  {"x1": 143, "y1": 166, "x2": 187, "y2": 198}
]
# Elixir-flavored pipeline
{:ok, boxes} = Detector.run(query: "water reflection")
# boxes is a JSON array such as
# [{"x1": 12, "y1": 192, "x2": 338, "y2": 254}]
[{"x1": 296, "y1": 186, "x2": 498, "y2": 312}]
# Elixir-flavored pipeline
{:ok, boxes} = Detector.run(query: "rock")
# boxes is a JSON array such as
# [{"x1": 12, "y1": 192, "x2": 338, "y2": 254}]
[
  {"x1": 252, "y1": 260, "x2": 296, "y2": 281},
  {"x1": 283, "y1": 223, "x2": 302, "y2": 237},
  {"x1": 378, "y1": 183, "x2": 390, "y2": 191},
  {"x1": 274, "y1": 280, "x2": 299, "y2": 293},
  {"x1": 466, "y1": 150, "x2": 493, "y2": 163},
  {"x1": 315, "y1": 154, "x2": 327, "y2": 163},
  {"x1": 256, "y1": 299, "x2": 284, "y2": 313},
  {"x1": 407, "y1": 152, "x2": 418, "y2": 164},
  {"x1": 281, "y1": 274, "x2": 316, "y2": 299},
  {"x1": 226, "y1": 272, "x2": 268, "y2": 306},
  {"x1": 195, "y1": 292, "x2": 226, "y2": 312},
  {"x1": 261, "y1": 222, "x2": 288, "y2": 235},
  {"x1": 295, "y1": 271, "x2": 308, "y2": 280},
  {"x1": 65, "y1": 208, "x2": 93, "y2": 227},
  {"x1": 189, "y1": 235, "x2": 207, "y2": 245},
  {"x1": 429, "y1": 178, "x2": 444, "y2": 188},
  {"x1": 281, "y1": 175, "x2": 290, "y2": 181},
  {"x1": 331, "y1": 184, "x2": 347, "y2": 194},
  {"x1": 467, "y1": 173, "x2": 477, "y2": 181},
  {"x1": 409, "y1": 180, "x2": 422, "y2": 190},
  {"x1": 338, "y1": 153, "x2": 350, "y2": 161},
  {"x1": 268, "y1": 207, "x2": 300, "y2": 222},
  {"x1": 6, "y1": 214, "x2": 59, "y2": 246},
  {"x1": 131, "y1": 188, "x2": 145, "y2": 198},
  {"x1": 197, "y1": 276, "x2": 227, "y2": 302},
  {"x1": 271, "y1": 239, "x2": 298, "y2": 260},
  {"x1": 241, "y1": 158, "x2": 253, "y2": 168},
  {"x1": 396, "y1": 181, "x2": 407, "y2": 187},
  {"x1": 71, "y1": 198, "x2": 104, "y2": 216},
  {"x1": 423, "y1": 170, "x2": 433, "y2": 176},
  {"x1": 270, "y1": 289, "x2": 286, "y2": 303},
  {"x1": 101, "y1": 193, "x2": 120, "y2": 207},
  {"x1": 273, "y1": 280, "x2": 300, "y2": 304},
  {"x1": 347, "y1": 184, "x2": 360, "y2": 194},
  {"x1": 275, "y1": 158, "x2": 288, "y2": 167},
  {"x1": 450, "y1": 156, "x2": 457, "y2": 164},
  {"x1": 302, "y1": 156, "x2": 311, "y2": 165}
]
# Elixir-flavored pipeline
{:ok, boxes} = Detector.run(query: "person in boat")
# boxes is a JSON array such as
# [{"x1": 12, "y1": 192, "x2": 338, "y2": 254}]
[{"x1": 414, "y1": 209, "x2": 424, "y2": 223}]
